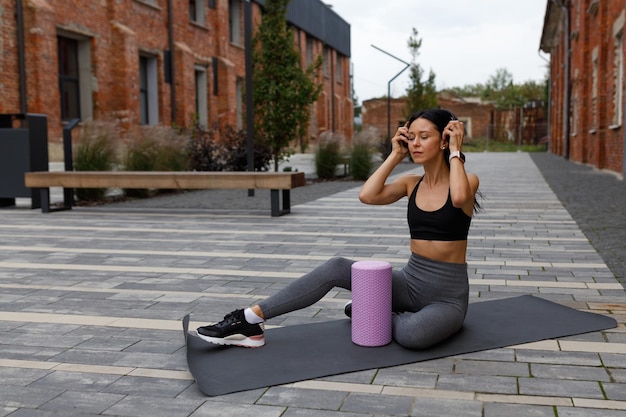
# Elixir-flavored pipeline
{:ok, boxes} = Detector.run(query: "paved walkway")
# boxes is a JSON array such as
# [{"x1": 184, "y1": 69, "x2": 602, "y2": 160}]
[
  {"x1": 530, "y1": 153, "x2": 626, "y2": 286},
  {"x1": 0, "y1": 152, "x2": 624, "y2": 417}
]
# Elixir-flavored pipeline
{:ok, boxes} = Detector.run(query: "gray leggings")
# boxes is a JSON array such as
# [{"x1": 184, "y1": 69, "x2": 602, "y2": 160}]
[{"x1": 257, "y1": 253, "x2": 469, "y2": 349}]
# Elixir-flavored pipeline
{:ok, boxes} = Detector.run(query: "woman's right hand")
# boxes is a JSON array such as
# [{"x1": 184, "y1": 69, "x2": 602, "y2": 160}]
[{"x1": 391, "y1": 126, "x2": 410, "y2": 155}]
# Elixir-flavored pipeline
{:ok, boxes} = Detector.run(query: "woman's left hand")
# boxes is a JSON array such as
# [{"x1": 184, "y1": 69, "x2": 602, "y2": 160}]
[{"x1": 445, "y1": 120, "x2": 464, "y2": 151}]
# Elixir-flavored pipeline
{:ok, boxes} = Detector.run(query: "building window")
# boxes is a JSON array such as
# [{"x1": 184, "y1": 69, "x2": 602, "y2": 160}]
[
  {"x1": 189, "y1": 0, "x2": 205, "y2": 25},
  {"x1": 212, "y1": 56, "x2": 219, "y2": 96},
  {"x1": 336, "y1": 54, "x2": 343, "y2": 82},
  {"x1": 322, "y1": 46, "x2": 329, "y2": 77},
  {"x1": 613, "y1": 31, "x2": 624, "y2": 127},
  {"x1": 58, "y1": 37, "x2": 80, "y2": 121},
  {"x1": 236, "y1": 77, "x2": 244, "y2": 129},
  {"x1": 571, "y1": 92, "x2": 578, "y2": 136},
  {"x1": 291, "y1": 26, "x2": 301, "y2": 54},
  {"x1": 229, "y1": 0, "x2": 242, "y2": 46},
  {"x1": 195, "y1": 66, "x2": 208, "y2": 127},
  {"x1": 306, "y1": 36, "x2": 314, "y2": 66},
  {"x1": 139, "y1": 55, "x2": 159, "y2": 125},
  {"x1": 459, "y1": 117, "x2": 472, "y2": 138},
  {"x1": 58, "y1": 35, "x2": 93, "y2": 122},
  {"x1": 135, "y1": 0, "x2": 159, "y2": 7}
]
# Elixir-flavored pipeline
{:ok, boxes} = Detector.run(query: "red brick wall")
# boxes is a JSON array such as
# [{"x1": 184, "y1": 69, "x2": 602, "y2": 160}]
[
  {"x1": 362, "y1": 96, "x2": 495, "y2": 141},
  {"x1": 361, "y1": 98, "x2": 408, "y2": 139},
  {"x1": 546, "y1": 0, "x2": 625, "y2": 175},
  {"x1": 23, "y1": 0, "x2": 57, "y2": 123},
  {"x1": 438, "y1": 98, "x2": 495, "y2": 141},
  {"x1": 297, "y1": 29, "x2": 354, "y2": 143},
  {"x1": 1, "y1": 0, "x2": 352, "y2": 151},
  {"x1": 0, "y1": 0, "x2": 21, "y2": 111}
]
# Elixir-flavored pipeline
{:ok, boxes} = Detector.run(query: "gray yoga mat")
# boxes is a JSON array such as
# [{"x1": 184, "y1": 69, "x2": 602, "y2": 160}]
[{"x1": 183, "y1": 295, "x2": 616, "y2": 397}]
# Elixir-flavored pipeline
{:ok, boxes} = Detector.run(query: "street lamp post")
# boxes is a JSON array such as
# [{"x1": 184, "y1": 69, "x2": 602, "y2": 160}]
[
  {"x1": 371, "y1": 45, "x2": 410, "y2": 153},
  {"x1": 244, "y1": 0, "x2": 254, "y2": 196}
]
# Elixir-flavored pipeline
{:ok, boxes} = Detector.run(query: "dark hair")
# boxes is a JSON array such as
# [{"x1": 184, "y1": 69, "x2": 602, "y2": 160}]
[
  {"x1": 407, "y1": 108, "x2": 482, "y2": 213},
  {"x1": 406, "y1": 108, "x2": 458, "y2": 168}
]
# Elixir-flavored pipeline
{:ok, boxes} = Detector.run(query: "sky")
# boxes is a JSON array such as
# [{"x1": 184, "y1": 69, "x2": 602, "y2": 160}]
[{"x1": 326, "y1": 0, "x2": 551, "y2": 103}]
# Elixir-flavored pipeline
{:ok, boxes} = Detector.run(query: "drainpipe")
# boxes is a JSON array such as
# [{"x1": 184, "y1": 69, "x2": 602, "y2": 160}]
[
  {"x1": 331, "y1": 51, "x2": 335, "y2": 132},
  {"x1": 16, "y1": 0, "x2": 27, "y2": 113},
  {"x1": 538, "y1": 50, "x2": 551, "y2": 152},
  {"x1": 623, "y1": 91, "x2": 626, "y2": 177},
  {"x1": 167, "y1": 0, "x2": 177, "y2": 124},
  {"x1": 552, "y1": 0, "x2": 570, "y2": 159}
]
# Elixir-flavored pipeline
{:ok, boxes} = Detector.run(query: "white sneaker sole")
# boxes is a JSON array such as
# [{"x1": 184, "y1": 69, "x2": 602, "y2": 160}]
[{"x1": 196, "y1": 331, "x2": 265, "y2": 348}]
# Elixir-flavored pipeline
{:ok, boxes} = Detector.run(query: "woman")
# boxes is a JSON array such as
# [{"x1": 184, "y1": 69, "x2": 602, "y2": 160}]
[{"x1": 196, "y1": 108, "x2": 480, "y2": 349}]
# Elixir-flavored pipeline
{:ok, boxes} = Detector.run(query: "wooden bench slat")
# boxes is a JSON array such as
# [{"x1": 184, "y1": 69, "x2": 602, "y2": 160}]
[
  {"x1": 24, "y1": 171, "x2": 306, "y2": 216},
  {"x1": 25, "y1": 171, "x2": 306, "y2": 190}
]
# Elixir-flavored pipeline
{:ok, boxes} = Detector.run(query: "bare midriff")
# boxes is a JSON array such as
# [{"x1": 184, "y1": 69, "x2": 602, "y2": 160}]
[{"x1": 410, "y1": 239, "x2": 468, "y2": 264}]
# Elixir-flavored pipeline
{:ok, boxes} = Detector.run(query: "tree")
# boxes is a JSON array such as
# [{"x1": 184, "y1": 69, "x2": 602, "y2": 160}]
[
  {"x1": 448, "y1": 68, "x2": 546, "y2": 109},
  {"x1": 404, "y1": 28, "x2": 438, "y2": 118},
  {"x1": 253, "y1": 0, "x2": 322, "y2": 171},
  {"x1": 447, "y1": 83, "x2": 486, "y2": 97},
  {"x1": 486, "y1": 67, "x2": 514, "y2": 92},
  {"x1": 484, "y1": 68, "x2": 545, "y2": 109}
]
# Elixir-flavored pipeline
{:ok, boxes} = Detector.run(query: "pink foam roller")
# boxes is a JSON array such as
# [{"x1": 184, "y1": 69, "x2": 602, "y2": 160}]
[{"x1": 351, "y1": 260, "x2": 392, "y2": 347}]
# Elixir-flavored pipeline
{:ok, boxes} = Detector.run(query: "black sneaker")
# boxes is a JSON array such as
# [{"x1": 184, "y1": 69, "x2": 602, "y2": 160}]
[
  {"x1": 344, "y1": 301, "x2": 352, "y2": 318},
  {"x1": 196, "y1": 309, "x2": 265, "y2": 348}
]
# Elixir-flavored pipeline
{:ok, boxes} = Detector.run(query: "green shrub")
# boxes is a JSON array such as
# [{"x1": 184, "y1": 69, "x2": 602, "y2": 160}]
[
  {"x1": 221, "y1": 125, "x2": 273, "y2": 172},
  {"x1": 376, "y1": 135, "x2": 391, "y2": 160},
  {"x1": 463, "y1": 137, "x2": 548, "y2": 152},
  {"x1": 315, "y1": 132, "x2": 343, "y2": 179},
  {"x1": 73, "y1": 122, "x2": 118, "y2": 201},
  {"x1": 349, "y1": 128, "x2": 376, "y2": 181},
  {"x1": 125, "y1": 137, "x2": 158, "y2": 171},
  {"x1": 123, "y1": 136, "x2": 158, "y2": 198},
  {"x1": 123, "y1": 126, "x2": 190, "y2": 197},
  {"x1": 156, "y1": 138, "x2": 190, "y2": 171},
  {"x1": 350, "y1": 143, "x2": 373, "y2": 180},
  {"x1": 154, "y1": 128, "x2": 190, "y2": 171},
  {"x1": 186, "y1": 123, "x2": 223, "y2": 171},
  {"x1": 186, "y1": 123, "x2": 272, "y2": 172}
]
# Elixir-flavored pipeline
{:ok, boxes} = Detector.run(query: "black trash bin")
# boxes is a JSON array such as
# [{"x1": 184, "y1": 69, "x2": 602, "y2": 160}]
[{"x1": 0, "y1": 113, "x2": 49, "y2": 209}]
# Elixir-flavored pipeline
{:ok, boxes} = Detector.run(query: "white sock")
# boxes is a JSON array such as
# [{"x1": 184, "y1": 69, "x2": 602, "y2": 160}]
[{"x1": 244, "y1": 308, "x2": 264, "y2": 324}]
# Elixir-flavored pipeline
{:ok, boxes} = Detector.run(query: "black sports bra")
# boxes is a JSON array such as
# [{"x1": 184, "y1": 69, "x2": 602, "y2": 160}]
[{"x1": 407, "y1": 177, "x2": 471, "y2": 241}]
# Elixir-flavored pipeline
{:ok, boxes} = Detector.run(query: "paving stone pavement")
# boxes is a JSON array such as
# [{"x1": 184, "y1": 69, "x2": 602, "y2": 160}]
[
  {"x1": 0, "y1": 152, "x2": 625, "y2": 417},
  {"x1": 530, "y1": 153, "x2": 626, "y2": 286}
]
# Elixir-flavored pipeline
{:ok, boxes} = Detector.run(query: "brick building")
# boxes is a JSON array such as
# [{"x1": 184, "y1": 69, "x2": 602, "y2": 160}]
[
  {"x1": 437, "y1": 94, "x2": 494, "y2": 141},
  {"x1": 541, "y1": 0, "x2": 626, "y2": 177},
  {"x1": 361, "y1": 97, "x2": 407, "y2": 139},
  {"x1": 1, "y1": 0, "x2": 353, "y2": 154},
  {"x1": 361, "y1": 94, "x2": 495, "y2": 141},
  {"x1": 361, "y1": 93, "x2": 547, "y2": 147}
]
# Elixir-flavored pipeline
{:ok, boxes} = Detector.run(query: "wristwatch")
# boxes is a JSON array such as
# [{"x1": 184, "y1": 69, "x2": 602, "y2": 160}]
[{"x1": 449, "y1": 150, "x2": 466, "y2": 163}]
